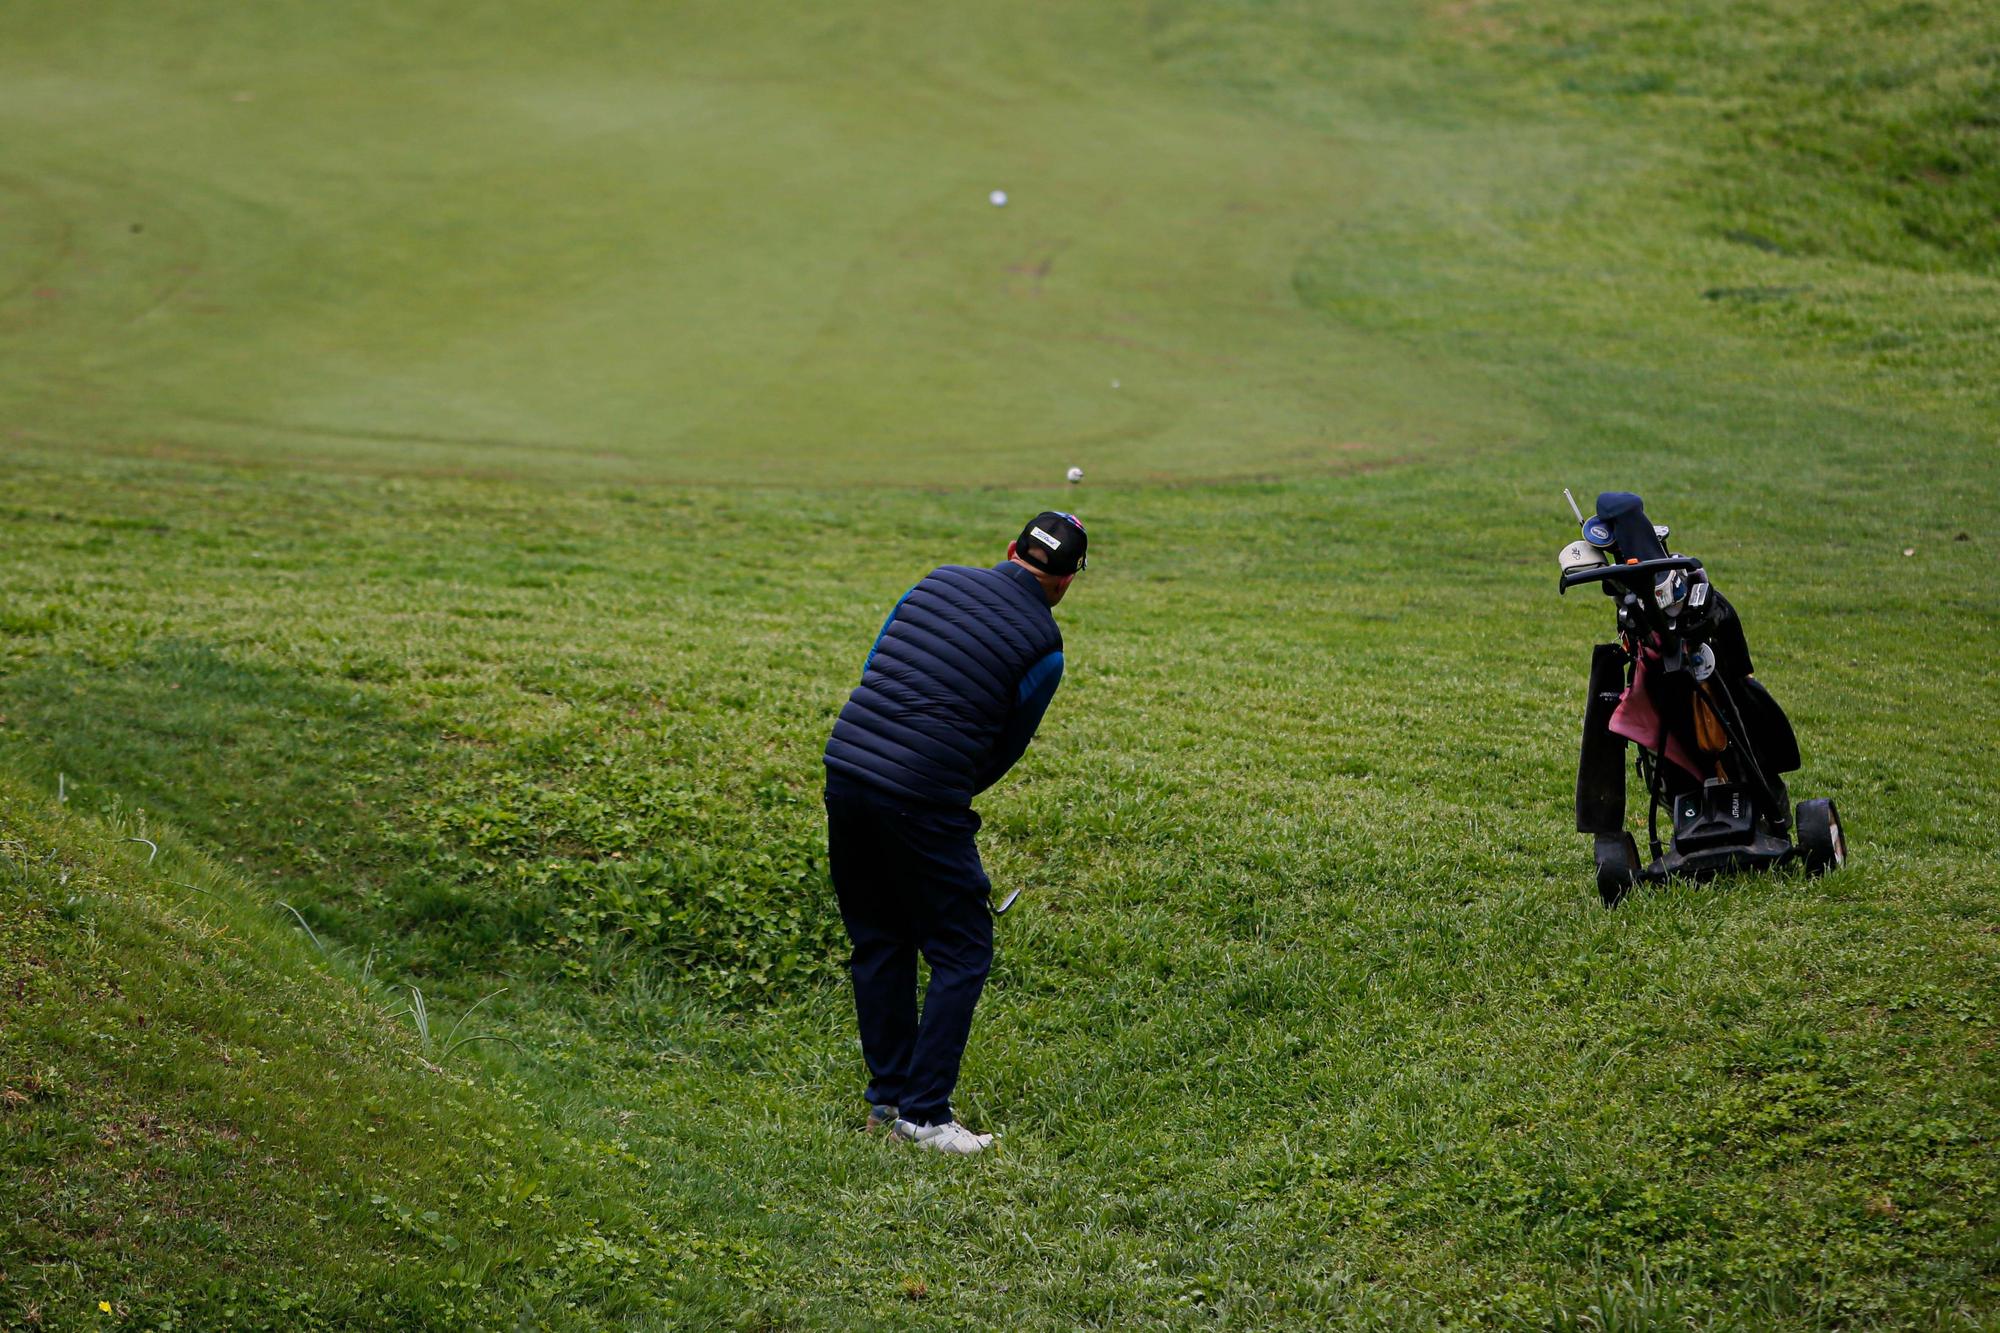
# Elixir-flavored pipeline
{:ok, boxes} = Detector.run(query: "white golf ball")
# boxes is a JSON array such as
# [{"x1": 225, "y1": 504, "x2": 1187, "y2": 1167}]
[
  {"x1": 1066, "y1": 466, "x2": 1084, "y2": 484},
  {"x1": 989, "y1": 189, "x2": 1008, "y2": 207}
]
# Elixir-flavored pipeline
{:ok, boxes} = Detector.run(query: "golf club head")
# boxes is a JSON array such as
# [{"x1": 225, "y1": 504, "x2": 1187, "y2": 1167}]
[
  {"x1": 994, "y1": 887, "x2": 1022, "y2": 915},
  {"x1": 1560, "y1": 538, "x2": 1608, "y2": 575}
]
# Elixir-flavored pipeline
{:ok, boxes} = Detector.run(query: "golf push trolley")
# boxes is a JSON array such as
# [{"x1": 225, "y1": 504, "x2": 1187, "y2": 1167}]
[{"x1": 1557, "y1": 491, "x2": 1847, "y2": 905}]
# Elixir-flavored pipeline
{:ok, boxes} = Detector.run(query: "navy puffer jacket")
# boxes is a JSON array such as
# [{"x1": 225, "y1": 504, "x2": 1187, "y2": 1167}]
[{"x1": 824, "y1": 562, "x2": 1064, "y2": 807}]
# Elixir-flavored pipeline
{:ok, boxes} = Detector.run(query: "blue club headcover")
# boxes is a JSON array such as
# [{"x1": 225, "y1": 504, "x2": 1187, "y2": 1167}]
[{"x1": 1595, "y1": 491, "x2": 1668, "y2": 561}]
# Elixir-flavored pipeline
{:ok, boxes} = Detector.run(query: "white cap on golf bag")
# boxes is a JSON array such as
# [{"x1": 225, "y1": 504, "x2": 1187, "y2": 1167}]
[
  {"x1": 1560, "y1": 539, "x2": 1609, "y2": 575},
  {"x1": 1654, "y1": 568, "x2": 1690, "y2": 615}
]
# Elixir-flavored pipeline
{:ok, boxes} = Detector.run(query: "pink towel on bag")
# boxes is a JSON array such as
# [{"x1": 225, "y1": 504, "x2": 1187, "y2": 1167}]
[{"x1": 1608, "y1": 644, "x2": 1706, "y2": 779}]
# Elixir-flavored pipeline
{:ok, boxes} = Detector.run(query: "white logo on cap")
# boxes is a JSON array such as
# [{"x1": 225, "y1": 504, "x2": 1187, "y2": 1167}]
[{"x1": 1029, "y1": 526, "x2": 1063, "y2": 551}]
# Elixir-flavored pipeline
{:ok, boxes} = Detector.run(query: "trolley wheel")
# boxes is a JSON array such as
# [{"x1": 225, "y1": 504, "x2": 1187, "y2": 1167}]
[
  {"x1": 1796, "y1": 798, "x2": 1847, "y2": 875},
  {"x1": 1594, "y1": 832, "x2": 1640, "y2": 907}
]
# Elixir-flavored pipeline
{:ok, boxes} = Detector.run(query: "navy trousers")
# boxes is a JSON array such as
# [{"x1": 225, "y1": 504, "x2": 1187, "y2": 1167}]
[{"x1": 824, "y1": 781, "x2": 993, "y2": 1129}]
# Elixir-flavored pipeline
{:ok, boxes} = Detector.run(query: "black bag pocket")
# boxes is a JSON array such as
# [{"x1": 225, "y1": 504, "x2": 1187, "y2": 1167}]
[{"x1": 1577, "y1": 643, "x2": 1629, "y2": 834}]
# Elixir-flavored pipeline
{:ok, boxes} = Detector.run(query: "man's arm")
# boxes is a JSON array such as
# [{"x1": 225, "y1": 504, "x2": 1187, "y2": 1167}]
[{"x1": 974, "y1": 650, "x2": 1063, "y2": 793}]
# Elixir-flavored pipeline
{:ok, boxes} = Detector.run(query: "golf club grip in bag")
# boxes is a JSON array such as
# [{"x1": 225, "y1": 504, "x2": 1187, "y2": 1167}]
[{"x1": 1577, "y1": 643, "x2": 1628, "y2": 833}]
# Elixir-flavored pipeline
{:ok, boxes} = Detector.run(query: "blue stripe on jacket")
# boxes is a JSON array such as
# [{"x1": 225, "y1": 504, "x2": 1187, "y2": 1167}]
[{"x1": 862, "y1": 587, "x2": 917, "y2": 680}]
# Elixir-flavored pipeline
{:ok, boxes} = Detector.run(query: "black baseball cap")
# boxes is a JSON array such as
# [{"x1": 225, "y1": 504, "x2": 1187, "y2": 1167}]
[{"x1": 1015, "y1": 511, "x2": 1087, "y2": 576}]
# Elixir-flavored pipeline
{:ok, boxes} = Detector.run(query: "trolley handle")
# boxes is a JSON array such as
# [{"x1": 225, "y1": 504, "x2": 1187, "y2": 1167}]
[{"x1": 1559, "y1": 555, "x2": 1704, "y2": 595}]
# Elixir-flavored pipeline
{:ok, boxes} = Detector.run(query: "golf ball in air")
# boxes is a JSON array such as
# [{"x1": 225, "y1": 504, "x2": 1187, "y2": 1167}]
[
  {"x1": 989, "y1": 189, "x2": 1008, "y2": 207},
  {"x1": 1066, "y1": 466, "x2": 1084, "y2": 484}
]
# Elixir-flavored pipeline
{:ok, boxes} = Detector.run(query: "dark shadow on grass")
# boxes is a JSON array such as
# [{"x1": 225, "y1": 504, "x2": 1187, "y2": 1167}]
[
  {"x1": 0, "y1": 638, "x2": 535, "y2": 975},
  {"x1": 0, "y1": 636, "x2": 843, "y2": 1007}
]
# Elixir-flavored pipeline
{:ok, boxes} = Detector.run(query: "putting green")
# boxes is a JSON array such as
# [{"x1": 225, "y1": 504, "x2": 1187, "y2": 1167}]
[{"x1": 0, "y1": 1, "x2": 1540, "y2": 486}]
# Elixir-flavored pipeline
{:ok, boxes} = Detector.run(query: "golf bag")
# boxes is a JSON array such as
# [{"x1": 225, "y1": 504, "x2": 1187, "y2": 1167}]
[{"x1": 1559, "y1": 491, "x2": 1847, "y2": 904}]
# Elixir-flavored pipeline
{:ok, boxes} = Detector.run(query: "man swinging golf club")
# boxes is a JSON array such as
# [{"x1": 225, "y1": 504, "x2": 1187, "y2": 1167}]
[{"x1": 822, "y1": 511, "x2": 1087, "y2": 1155}]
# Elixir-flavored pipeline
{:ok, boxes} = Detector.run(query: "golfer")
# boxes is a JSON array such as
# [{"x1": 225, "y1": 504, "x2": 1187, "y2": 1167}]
[{"x1": 822, "y1": 511, "x2": 1087, "y2": 1155}]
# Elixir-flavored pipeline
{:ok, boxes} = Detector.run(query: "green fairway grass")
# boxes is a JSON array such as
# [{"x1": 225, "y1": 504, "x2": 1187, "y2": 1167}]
[{"x1": 4, "y1": 1, "x2": 1997, "y2": 1328}]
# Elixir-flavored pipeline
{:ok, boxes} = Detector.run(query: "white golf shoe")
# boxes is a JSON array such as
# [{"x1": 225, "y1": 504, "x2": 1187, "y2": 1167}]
[{"x1": 891, "y1": 1119, "x2": 993, "y2": 1155}]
